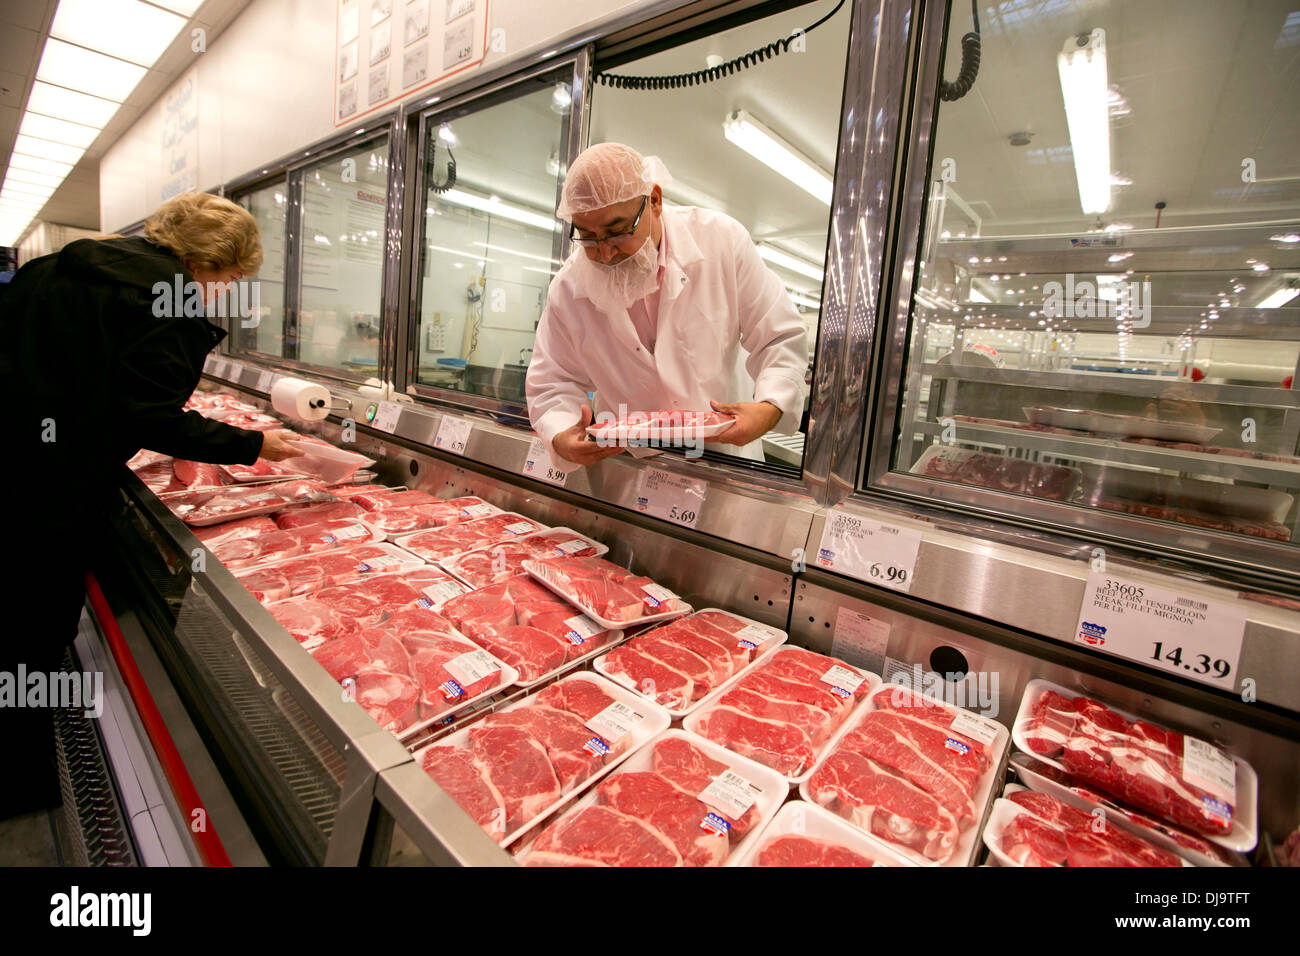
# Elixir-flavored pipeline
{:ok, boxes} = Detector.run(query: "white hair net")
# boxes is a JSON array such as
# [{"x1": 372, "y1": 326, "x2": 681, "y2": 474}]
[{"x1": 556, "y1": 142, "x2": 672, "y2": 220}]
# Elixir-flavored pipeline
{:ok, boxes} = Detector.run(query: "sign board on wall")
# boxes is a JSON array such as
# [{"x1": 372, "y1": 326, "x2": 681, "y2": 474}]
[
  {"x1": 161, "y1": 70, "x2": 199, "y2": 201},
  {"x1": 335, "y1": 0, "x2": 491, "y2": 127}
]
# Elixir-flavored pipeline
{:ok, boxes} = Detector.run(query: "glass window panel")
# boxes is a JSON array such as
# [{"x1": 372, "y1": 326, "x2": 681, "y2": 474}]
[
  {"x1": 886, "y1": 0, "x2": 1300, "y2": 549},
  {"x1": 231, "y1": 182, "x2": 288, "y2": 357},
  {"x1": 297, "y1": 138, "x2": 390, "y2": 374},
  {"x1": 413, "y1": 83, "x2": 568, "y2": 405},
  {"x1": 588, "y1": 0, "x2": 851, "y2": 472}
]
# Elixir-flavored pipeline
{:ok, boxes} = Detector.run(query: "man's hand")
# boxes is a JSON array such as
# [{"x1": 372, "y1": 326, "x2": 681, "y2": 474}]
[
  {"x1": 551, "y1": 405, "x2": 627, "y2": 466},
  {"x1": 258, "y1": 430, "x2": 305, "y2": 462},
  {"x1": 708, "y1": 400, "x2": 782, "y2": 447}
]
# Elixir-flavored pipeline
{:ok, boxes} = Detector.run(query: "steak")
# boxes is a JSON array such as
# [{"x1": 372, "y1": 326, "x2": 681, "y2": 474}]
[
  {"x1": 692, "y1": 704, "x2": 816, "y2": 777},
  {"x1": 269, "y1": 599, "x2": 360, "y2": 649},
  {"x1": 596, "y1": 772, "x2": 729, "y2": 867},
  {"x1": 478, "y1": 706, "x2": 608, "y2": 790},
  {"x1": 1002, "y1": 790, "x2": 1182, "y2": 867},
  {"x1": 352, "y1": 668, "x2": 419, "y2": 734},
  {"x1": 526, "y1": 805, "x2": 681, "y2": 866},
  {"x1": 533, "y1": 679, "x2": 618, "y2": 722},
  {"x1": 651, "y1": 736, "x2": 760, "y2": 840},
  {"x1": 602, "y1": 644, "x2": 695, "y2": 709},
  {"x1": 756, "y1": 835, "x2": 882, "y2": 867},
  {"x1": 465, "y1": 725, "x2": 563, "y2": 834},
  {"x1": 471, "y1": 626, "x2": 569, "y2": 683},
  {"x1": 422, "y1": 747, "x2": 508, "y2": 839},
  {"x1": 407, "y1": 634, "x2": 503, "y2": 714},
  {"x1": 274, "y1": 501, "x2": 366, "y2": 529}
]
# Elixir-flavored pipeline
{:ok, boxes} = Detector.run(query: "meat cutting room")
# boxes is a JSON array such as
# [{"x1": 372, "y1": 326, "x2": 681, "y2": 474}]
[{"x1": 0, "y1": 0, "x2": 1294, "y2": 927}]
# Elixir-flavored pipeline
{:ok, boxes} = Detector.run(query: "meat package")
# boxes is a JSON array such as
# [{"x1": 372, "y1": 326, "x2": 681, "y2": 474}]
[
  {"x1": 220, "y1": 458, "x2": 309, "y2": 483},
  {"x1": 235, "y1": 542, "x2": 425, "y2": 602},
  {"x1": 201, "y1": 518, "x2": 385, "y2": 570},
  {"x1": 986, "y1": 787, "x2": 1185, "y2": 867},
  {"x1": 217, "y1": 411, "x2": 284, "y2": 431},
  {"x1": 802, "y1": 684, "x2": 1008, "y2": 865},
  {"x1": 522, "y1": 556, "x2": 691, "y2": 627},
  {"x1": 586, "y1": 409, "x2": 735, "y2": 444},
  {"x1": 395, "y1": 513, "x2": 547, "y2": 563},
  {"x1": 1013, "y1": 679, "x2": 1255, "y2": 847},
  {"x1": 131, "y1": 458, "x2": 186, "y2": 494},
  {"x1": 270, "y1": 595, "x2": 516, "y2": 737},
  {"x1": 683, "y1": 647, "x2": 878, "y2": 780},
  {"x1": 1009, "y1": 752, "x2": 1240, "y2": 866},
  {"x1": 439, "y1": 528, "x2": 608, "y2": 589},
  {"x1": 417, "y1": 673, "x2": 670, "y2": 844},
  {"x1": 184, "y1": 392, "x2": 260, "y2": 417},
  {"x1": 440, "y1": 574, "x2": 620, "y2": 684},
  {"x1": 1093, "y1": 497, "x2": 1291, "y2": 541},
  {"x1": 171, "y1": 460, "x2": 227, "y2": 491},
  {"x1": 355, "y1": 496, "x2": 501, "y2": 535},
  {"x1": 273, "y1": 500, "x2": 368, "y2": 529},
  {"x1": 736, "y1": 801, "x2": 907, "y2": 867},
  {"x1": 1022, "y1": 405, "x2": 1221, "y2": 443},
  {"x1": 309, "y1": 567, "x2": 468, "y2": 624},
  {"x1": 520, "y1": 729, "x2": 787, "y2": 867},
  {"x1": 910, "y1": 445, "x2": 1082, "y2": 501},
  {"x1": 165, "y1": 479, "x2": 336, "y2": 526},
  {"x1": 594, "y1": 609, "x2": 787, "y2": 714}
]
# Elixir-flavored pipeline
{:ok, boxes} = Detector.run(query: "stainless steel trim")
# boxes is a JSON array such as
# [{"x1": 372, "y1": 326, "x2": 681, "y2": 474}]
[
  {"x1": 374, "y1": 763, "x2": 516, "y2": 866},
  {"x1": 381, "y1": 106, "x2": 407, "y2": 390}
]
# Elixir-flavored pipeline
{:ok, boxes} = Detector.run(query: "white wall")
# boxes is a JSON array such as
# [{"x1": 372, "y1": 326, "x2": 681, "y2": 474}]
[{"x1": 100, "y1": 0, "x2": 662, "y2": 229}]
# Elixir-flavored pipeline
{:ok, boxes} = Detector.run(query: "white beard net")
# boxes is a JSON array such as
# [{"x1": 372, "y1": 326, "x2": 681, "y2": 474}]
[{"x1": 573, "y1": 235, "x2": 660, "y2": 314}]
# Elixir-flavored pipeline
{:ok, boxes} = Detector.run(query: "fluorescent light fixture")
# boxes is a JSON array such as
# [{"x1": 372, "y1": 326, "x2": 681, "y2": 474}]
[
  {"x1": 1258, "y1": 286, "x2": 1299, "y2": 308},
  {"x1": 2, "y1": 180, "x2": 56, "y2": 199},
  {"x1": 1057, "y1": 29, "x2": 1111, "y2": 215},
  {"x1": 723, "y1": 109, "x2": 832, "y2": 205},
  {"x1": 472, "y1": 241, "x2": 560, "y2": 265},
  {"x1": 439, "y1": 188, "x2": 557, "y2": 231},
  {"x1": 426, "y1": 243, "x2": 496, "y2": 262},
  {"x1": 522, "y1": 265, "x2": 558, "y2": 276},
  {"x1": 757, "y1": 244, "x2": 823, "y2": 281},
  {"x1": 26, "y1": 82, "x2": 117, "y2": 128},
  {"x1": 150, "y1": 0, "x2": 203, "y2": 14},
  {"x1": 19, "y1": 112, "x2": 101, "y2": 149},
  {"x1": 37, "y1": 38, "x2": 148, "y2": 102},
  {"x1": 13, "y1": 134, "x2": 85, "y2": 167},
  {"x1": 52, "y1": 0, "x2": 187, "y2": 68},
  {"x1": 3, "y1": 169, "x2": 65, "y2": 189},
  {"x1": 7, "y1": 154, "x2": 73, "y2": 177}
]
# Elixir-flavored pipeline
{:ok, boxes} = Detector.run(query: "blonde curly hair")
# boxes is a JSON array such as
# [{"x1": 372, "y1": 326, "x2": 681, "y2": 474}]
[{"x1": 144, "y1": 192, "x2": 263, "y2": 274}]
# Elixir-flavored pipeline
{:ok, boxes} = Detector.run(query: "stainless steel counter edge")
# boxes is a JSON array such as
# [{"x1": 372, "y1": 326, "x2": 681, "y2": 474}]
[
  {"x1": 205, "y1": 358, "x2": 819, "y2": 561},
  {"x1": 375, "y1": 763, "x2": 516, "y2": 866},
  {"x1": 805, "y1": 499, "x2": 1300, "y2": 713}
]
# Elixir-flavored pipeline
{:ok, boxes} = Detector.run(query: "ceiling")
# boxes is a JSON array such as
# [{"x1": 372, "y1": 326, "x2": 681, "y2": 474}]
[{"x1": 0, "y1": 0, "x2": 252, "y2": 236}]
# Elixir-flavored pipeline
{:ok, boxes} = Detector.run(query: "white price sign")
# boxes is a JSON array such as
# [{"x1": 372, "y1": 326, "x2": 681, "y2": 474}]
[
  {"x1": 216, "y1": 360, "x2": 230, "y2": 379},
  {"x1": 372, "y1": 401, "x2": 402, "y2": 434},
  {"x1": 635, "y1": 467, "x2": 706, "y2": 528},
  {"x1": 203, "y1": 356, "x2": 215, "y2": 374},
  {"x1": 434, "y1": 416, "x2": 472, "y2": 455},
  {"x1": 816, "y1": 509, "x2": 922, "y2": 592},
  {"x1": 256, "y1": 370, "x2": 274, "y2": 392},
  {"x1": 1073, "y1": 573, "x2": 1245, "y2": 690},
  {"x1": 522, "y1": 437, "x2": 569, "y2": 486},
  {"x1": 831, "y1": 607, "x2": 892, "y2": 670}
]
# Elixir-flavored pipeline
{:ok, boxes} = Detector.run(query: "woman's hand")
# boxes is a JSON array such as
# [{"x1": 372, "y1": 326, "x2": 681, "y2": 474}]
[{"x1": 258, "y1": 430, "x2": 305, "y2": 462}]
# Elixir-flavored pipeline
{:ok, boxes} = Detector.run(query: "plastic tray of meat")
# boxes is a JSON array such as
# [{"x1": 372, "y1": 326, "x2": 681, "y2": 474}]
[
  {"x1": 586, "y1": 409, "x2": 736, "y2": 445},
  {"x1": 909, "y1": 445, "x2": 1083, "y2": 501},
  {"x1": 1011, "y1": 678, "x2": 1257, "y2": 850},
  {"x1": 329, "y1": 483, "x2": 407, "y2": 500},
  {"x1": 395, "y1": 513, "x2": 547, "y2": 563},
  {"x1": 220, "y1": 459, "x2": 309, "y2": 483},
  {"x1": 1009, "y1": 752, "x2": 1243, "y2": 867},
  {"x1": 281, "y1": 440, "x2": 374, "y2": 484},
  {"x1": 592, "y1": 609, "x2": 788, "y2": 717},
  {"x1": 165, "y1": 480, "x2": 336, "y2": 526},
  {"x1": 437, "y1": 528, "x2": 609, "y2": 589},
  {"x1": 1079, "y1": 465, "x2": 1294, "y2": 524},
  {"x1": 169, "y1": 460, "x2": 228, "y2": 492},
  {"x1": 204, "y1": 519, "x2": 386, "y2": 570},
  {"x1": 522, "y1": 556, "x2": 692, "y2": 630},
  {"x1": 733, "y1": 800, "x2": 913, "y2": 867},
  {"x1": 242, "y1": 542, "x2": 427, "y2": 602},
  {"x1": 681, "y1": 646, "x2": 880, "y2": 785},
  {"x1": 439, "y1": 574, "x2": 624, "y2": 688},
  {"x1": 218, "y1": 411, "x2": 285, "y2": 431},
  {"x1": 412, "y1": 672, "x2": 671, "y2": 846},
  {"x1": 1023, "y1": 405, "x2": 1222, "y2": 443},
  {"x1": 304, "y1": 567, "x2": 469, "y2": 625},
  {"x1": 982, "y1": 785, "x2": 1191, "y2": 867},
  {"x1": 798, "y1": 683, "x2": 1008, "y2": 866},
  {"x1": 515, "y1": 729, "x2": 789, "y2": 867}
]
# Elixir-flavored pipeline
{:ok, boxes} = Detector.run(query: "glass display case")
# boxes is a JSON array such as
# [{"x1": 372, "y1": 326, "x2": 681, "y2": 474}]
[
  {"x1": 231, "y1": 181, "x2": 288, "y2": 357},
  {"x1": 870, "y1": 0, "x2": 1300, "y2": 573}
]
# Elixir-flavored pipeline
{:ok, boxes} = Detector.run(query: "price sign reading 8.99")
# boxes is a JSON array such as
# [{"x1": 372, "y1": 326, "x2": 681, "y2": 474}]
[{"x1": 522, "y1": 438, "x2": 569, "y2": 487}]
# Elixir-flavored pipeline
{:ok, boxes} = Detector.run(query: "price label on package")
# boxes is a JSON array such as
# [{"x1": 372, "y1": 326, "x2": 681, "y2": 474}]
[
  {"x1": 585, "y1": 701, "x2": 644, "y2": 744},
  {"x1": 522, "y1": 437, "x2": 569, "y2": 486},
  {"x1": 417, "y1": 579, "x2": 467, "y2": 611},
  {"x1": 434, "y1": 416, "x2": 473, "y2": 455},
  {"x1": 1073, "y1": 573, "x2": 1245, "y2": 691},
  {"x1": 816, "y1": 509, "x2": 922, "y2": 593},
  {"x1": 636, "y1": 468, "x2": 706, "y2": 528},
  {"x1": 698, "y1": 770, "x2": 760, "y2": 819},
  {"x1": 372, "y1": 401, "x2": 402, "y2": 434},
  {"x1": 256, "y1": 370, "x2": 274, "y2": 392},
  {"x1": 445, "y1": 649, "x2": 501, "y2": 687}
]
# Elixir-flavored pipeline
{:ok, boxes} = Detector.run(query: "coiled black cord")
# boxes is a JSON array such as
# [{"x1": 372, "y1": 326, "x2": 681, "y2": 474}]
[
  {"x1": 428, "y1": 142, "x2": 457, "y2": 194},
  {"x1": 938, "y1": 0, "x2": 981, "y2": 102},
  {"x1": 594, "y1": 0, "x2": 847, "y2": 90}
]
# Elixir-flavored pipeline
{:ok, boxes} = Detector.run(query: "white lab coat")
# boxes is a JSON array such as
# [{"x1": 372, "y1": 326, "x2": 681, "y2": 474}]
[{"x1": 526, "y1": 205, "x2": 809, "y2": 467}]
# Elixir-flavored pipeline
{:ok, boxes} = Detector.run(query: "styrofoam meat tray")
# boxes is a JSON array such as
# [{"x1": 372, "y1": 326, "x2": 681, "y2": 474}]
[
  {"x1": 591, "y1": 608, "x2": 789, "y2": 718},
  {"x1": 796, "y1": 682, "x2": 1009, "y2": 867},
  {"x1": 512, "y1": 626, "x2": 629, "y2": 691},
  {"x1": 394, "y1": 646, "x2": 521, "y2": 745},
  {"x1": 982, "y1": 785, "x2": 1194, "y2": 868},
  {"x1": 1011, "y1": 677, "x2": 1258, "y2": 852},
  {"x1": 436, "y1": 527, "x2": 610, "y2": 590},
  {"x1": 393, "y1": 512, "x2": 547, "y2": 563},
  {"x1": 733, "y1": 800, "x2": 916, "y2": 867},
  {"x1": 282, "y1": 440, "x2": 376, "y2": 484},
  {"x1": 1078, "y1": 464, "x2": 1293, "y2": 523},
  {"x1": 1023, "y1": 405, "x2": 1221, "y2": 443},
  {"x1": 585, "y1": 415, "x2": 736, "y2": 445},
  {"x1": 522, "y1": 558, "x2": 693, "y2": 631},
  {"x1": 512, "y1": 728, "x2": 790, "y2": 867},
  {"x1": 1009, "y1": 752, "x2": 1237, "y2": 867},
  {"x1": 682, "y1": 648, "x2": 881, "y2": 786},
  {"x1": 410, "y1": 671, "x2": 671, "y2": 847}
]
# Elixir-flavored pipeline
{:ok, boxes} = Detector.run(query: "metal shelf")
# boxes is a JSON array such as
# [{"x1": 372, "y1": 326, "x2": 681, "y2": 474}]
[
  {"x1": 919, "y1": 362, "x2": 1300, "y2": 408},
  {"x1": 909, "y1": 420, "x2": 1300, "y2": 487}
]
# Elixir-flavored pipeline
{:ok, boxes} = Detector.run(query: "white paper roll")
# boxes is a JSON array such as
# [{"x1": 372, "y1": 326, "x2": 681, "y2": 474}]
[{"x1": 270, "y1": 377, "x2": 331, "y2": 422}]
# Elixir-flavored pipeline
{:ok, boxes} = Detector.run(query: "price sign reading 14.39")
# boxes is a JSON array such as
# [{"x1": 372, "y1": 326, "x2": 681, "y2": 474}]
[{"x1": 1073, "y1": 573, "x2": 1245, "y2": 691}]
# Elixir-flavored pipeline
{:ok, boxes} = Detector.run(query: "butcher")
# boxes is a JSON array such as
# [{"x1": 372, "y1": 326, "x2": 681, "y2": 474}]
[
  {"x1": 525, "y1": 142, "x2": 809, "y2": 467},
  {"x1": 0, "y1": 191, "x2": 301, "y2": 820}
]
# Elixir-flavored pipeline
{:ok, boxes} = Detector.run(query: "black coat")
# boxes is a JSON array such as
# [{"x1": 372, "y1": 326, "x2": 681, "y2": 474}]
[{"x1": 0, "y1": 235, "x2": 264, "y2": 512}]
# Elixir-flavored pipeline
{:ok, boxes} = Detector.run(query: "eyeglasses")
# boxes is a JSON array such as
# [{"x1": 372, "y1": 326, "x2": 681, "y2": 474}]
[{"x1": 569, "y1": 195, "x2": 649, "y2": 252}]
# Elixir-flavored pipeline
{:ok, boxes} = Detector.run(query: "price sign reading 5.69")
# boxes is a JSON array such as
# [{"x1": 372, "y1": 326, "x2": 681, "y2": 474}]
[{"x1": 637, "y1": 468, "x2": 706, "y2": 529}]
